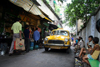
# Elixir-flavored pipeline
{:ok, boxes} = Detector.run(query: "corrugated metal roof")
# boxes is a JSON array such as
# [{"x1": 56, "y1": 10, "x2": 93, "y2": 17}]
[
  {"x1": 31, "y1": 0, "x2": 40, "y2": 6},
  {"x1": 9, "y1": 0, "x2": 45, "y2": 18}
]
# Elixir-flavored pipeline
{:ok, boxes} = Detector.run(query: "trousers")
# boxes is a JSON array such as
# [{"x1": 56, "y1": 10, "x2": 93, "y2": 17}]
[
  {"x1": 25, "y1": 38, "x2": 30, "y2": 52},
  {"x1": 9, "y1": 33, "x2": 20, "y2": 54},
  {"x1": 34, "y1": 40, "x2": 39, "y2": 49}
]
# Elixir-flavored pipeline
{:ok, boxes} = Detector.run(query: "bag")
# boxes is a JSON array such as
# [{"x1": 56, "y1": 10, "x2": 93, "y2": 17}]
[{"x1": 14, "y1": 38, "x2": 25, "y2": 50}]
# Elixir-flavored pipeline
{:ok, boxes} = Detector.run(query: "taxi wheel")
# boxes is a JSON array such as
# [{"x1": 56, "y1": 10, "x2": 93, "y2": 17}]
[
  {"x1": 45, "y1": 48, "x2": 48, "y2": 51},
  {"x1": 66, "y1": 47, "x2": 71, "y2": 53}
]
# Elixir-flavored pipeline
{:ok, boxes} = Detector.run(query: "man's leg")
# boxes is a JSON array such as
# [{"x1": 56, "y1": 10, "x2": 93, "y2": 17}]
[
  {"x1": 34, "y1": 41, "x2": 36, "y2": 49},
  {"x1": 79, "y1": 48, "x2": 86, "y2": 58},
  {"x1": 83, "y1": 55, "x2": 90, "y2": 65},
  {"x1": 37, "y1": 40, "x2": 40, "y2": 49},
  {"x1": 27, "y1": 38, "x2": 30, "y2": 52},
  {"x1": 82, "y1": 53, "x2": 85, "y2": 58},
  {"x1": 25, "y1": 38, "x2": 28, "y2": 52},
  {"x1": 9, "y1": 33, "x2": 20, "y2": 54},
  {"x1": 9, "y1": 34, "x2": 16, "y2": 54}
]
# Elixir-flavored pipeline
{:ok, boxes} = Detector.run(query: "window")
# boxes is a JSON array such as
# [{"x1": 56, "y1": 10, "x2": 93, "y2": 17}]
[
  {"x1": 51, "y1": 30, "x2": 68, "y2": 36},
  {"x1": 60, "y1": 31, "x2": 68, "y2": 36}
]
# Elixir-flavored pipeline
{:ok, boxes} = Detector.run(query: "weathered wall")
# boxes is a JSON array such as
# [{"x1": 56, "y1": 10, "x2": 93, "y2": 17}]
[
  {"x1": 79, "y1": 9, "x2": 100, "y2": 61},
  {"x1": 79, "y1": 8, "x2": 100, "y2": 45}
]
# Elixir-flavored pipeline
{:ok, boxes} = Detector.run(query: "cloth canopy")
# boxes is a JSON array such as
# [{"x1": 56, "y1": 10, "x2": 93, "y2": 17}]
[
  {"x1": 9, "y1": 0, "x2": 45, "y2": 18},
  {"x1": 49, "y1": 24, "x2": 58, "y2": 30}
]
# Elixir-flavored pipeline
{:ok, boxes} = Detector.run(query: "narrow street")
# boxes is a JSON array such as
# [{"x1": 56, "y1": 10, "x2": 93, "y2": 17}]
[{"x1": 0, "y1": 47, "x2": 74, "y2": 67}]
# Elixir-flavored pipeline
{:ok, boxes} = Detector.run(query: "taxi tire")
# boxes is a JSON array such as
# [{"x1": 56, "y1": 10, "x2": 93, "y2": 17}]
[
  {"x1": 45, "y1": 48, "x2": 48, "y2": 51},
  {"x1": 66, "y1": 47, "x2": 71, "y2": 53}
]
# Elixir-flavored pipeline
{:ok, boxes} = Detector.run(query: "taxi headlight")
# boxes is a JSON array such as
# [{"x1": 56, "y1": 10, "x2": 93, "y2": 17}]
[
  {"x1": 45, "y1": 38, "x2": 48, "y2": 41},
  {"x1": 65, "y1": 38, "x2": 68, "y2": 42}
]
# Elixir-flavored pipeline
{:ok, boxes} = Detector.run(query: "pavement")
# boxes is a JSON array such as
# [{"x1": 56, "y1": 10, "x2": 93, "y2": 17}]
[{"x1": 0, "y1": 46, "x2": 74, "y2": 67}]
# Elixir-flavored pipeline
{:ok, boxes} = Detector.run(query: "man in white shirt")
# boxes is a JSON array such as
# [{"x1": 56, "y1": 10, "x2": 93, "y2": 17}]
[
  {"x1": 77, "y1": 37, "x2": 84, "y2": 50},
  {"x1": 87, "y1": 37, "x2": 94, "y2": 49},
  {"x1": 76, "y1": 36, "x2": 94, "y2": 58}
]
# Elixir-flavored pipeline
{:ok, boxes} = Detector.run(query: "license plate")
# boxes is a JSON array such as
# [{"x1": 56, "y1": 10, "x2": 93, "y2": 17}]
[{"x1": 50, "y1": 46, "x2": 61, "y2": 49}]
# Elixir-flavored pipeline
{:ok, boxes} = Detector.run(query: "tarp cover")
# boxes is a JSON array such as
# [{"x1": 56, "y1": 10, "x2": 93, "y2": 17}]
[{"x1": 9, "y1": 0, "x2": 45, "y2": 18}]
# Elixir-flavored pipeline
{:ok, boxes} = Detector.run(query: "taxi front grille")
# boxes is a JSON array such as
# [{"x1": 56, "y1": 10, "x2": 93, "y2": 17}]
[{"x1": 48, "y1": 40, "x2": 64, "y2": 44}]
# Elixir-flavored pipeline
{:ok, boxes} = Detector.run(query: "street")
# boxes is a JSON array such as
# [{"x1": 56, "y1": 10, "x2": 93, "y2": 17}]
[{"x1": 0, "y1": 47, "x2": 74, "y2": 67}]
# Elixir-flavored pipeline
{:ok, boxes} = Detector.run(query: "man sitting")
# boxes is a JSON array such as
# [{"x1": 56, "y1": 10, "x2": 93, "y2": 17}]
[
  {"x1": 83, "y1": 37, "x2": 100, "y2": 65},
  {"x1": 76, "y1": 36, "x2": 94, "y2": 58}
]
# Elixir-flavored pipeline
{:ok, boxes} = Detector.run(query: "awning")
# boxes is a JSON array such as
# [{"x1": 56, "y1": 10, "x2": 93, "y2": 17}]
[
  {"x1": 43, "y1": 22, "x2": 49, "y2": 26},
  {"x1": 49, "y1": 24, "x2": 58, "y2": 30},
  {"x1": 45, "y1": 17, "x2": 52, "y2": 22},
  {"x1": 9, "y1": 0, "x2": 45, "y2": 18},
  {"x1": 31, "y1": 0, "x2": 40, "y2": 6}
]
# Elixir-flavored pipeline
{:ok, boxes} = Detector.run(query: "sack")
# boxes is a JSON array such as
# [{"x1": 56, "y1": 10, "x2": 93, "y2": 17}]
[{"x1": 14, "y1": 38, "x2": 25, "y2": 50}]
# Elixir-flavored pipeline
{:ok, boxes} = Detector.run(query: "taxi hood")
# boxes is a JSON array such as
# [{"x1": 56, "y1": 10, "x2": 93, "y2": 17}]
[{"x1": 46, "y1": 35, "x2": 69, "y2": 41}]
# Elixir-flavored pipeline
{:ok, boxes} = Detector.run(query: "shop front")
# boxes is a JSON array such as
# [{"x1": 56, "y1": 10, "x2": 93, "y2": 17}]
[
  {"x1": 0, "y1": 1, "x2": 22, "y2": 55},
  {"x1": 0, "y1": 0, "x2": 55, "y2": 55},
  {"x1": 0, "y1": 1, "x2": 43, "y2": 55}
]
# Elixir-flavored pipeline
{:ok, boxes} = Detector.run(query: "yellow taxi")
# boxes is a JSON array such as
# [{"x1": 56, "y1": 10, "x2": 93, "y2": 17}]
[{"x1": 43, "y1": 28, "x2": 71, "y2": 52}]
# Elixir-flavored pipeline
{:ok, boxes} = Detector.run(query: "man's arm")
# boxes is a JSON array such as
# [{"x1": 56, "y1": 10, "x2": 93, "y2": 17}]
[
  {"x1": 29, "y1": 31, "x2": 32, "y2": 39},
  {"x1": 33, "y1": 32, "x2": 34, "y2": 39},
  {"x1": 23, "y1": 31, "x2": 25, "y2": 38},
  {"x1": 39, "y1": 32, "x2": 40, "y2": 39},
  {"x1": 19, "y1": 24, "x2": 22, "y2": 39},
  {"x1": 87, "y1": 43, "x2": 90, "y2": 48},
  {"x1": 90, "y1": 45, "x2": 96, "y2": 55},
  {"x1": 19, "y1": 31, "x2": 22, "y2": 39}
]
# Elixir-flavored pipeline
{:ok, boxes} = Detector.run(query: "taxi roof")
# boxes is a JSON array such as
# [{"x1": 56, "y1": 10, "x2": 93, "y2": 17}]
[{"x1": 52, "y1": 28, "x2": 69, "y2": 32}]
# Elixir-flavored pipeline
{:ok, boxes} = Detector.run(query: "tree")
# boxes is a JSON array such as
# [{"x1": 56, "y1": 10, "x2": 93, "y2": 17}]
[
  {"x1": 65, "y1": 0, "x2": 100, "y2": 27},
  {"x1": 58, "y1": 0, "x2": 63, "y2": 3}
]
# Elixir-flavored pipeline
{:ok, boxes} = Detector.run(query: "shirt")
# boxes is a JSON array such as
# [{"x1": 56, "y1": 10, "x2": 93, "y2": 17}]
[
  {"x1": 71, "y1": 37, "x2": 74, "y2": 41},
  {"x1": 78, "y1": 40, "x2": 84, "y2": 48},
  {"x1": 88, "y1": 41, "x2": 94, "y2": 48},
  {"x1": 11, "y1": 21, "x2": 22, "y2": 33},
  {"x1": 91, "y1": 44, "x2": 100, "y2": 60},
  {"x1": 33, "y1": 30, "x2": 40, "y2": 41},
  {"x1": 76, "y1": 40, "x2": 78, "y2": 44},
  {"x1": 24, "y1": 29, "x2": 30, "y2": 38}
]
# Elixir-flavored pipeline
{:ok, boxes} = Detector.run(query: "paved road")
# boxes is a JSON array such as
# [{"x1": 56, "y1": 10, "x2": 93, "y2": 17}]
[{"x1": 0, "y1": 47, "x2": 74, "y2": 67}]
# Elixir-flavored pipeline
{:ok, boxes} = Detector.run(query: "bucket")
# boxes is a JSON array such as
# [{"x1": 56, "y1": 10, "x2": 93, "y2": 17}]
[
  {"x1": 35, "y1": 45, "x2": 39, "y2": 49},
  {"x1": 30, "y1": 42, "x2": 34, "y2": 50}
]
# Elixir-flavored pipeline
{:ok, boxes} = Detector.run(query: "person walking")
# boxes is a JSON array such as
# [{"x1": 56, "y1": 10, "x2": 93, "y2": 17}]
[
  {"x1": 33, "y1": 28, "x2": 40, "y2": 49},
  {"x1": 24, "y1": 25, "x2": 31, "y2": 52},
  {"x1": 9, "y1": 18, "x2": 22, "y2": 56},
  {"x1": 71, "y1": 37, "x2": 74, "y2": 42}
]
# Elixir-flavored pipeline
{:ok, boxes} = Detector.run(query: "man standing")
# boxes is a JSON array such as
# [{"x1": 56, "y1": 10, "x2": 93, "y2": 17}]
[
  {"x1": 71, "y1": 37, "x2": 74, "y2": 42},
  {"x1": 24, "y1": 25, "x2": 31, "y2": 52},
  {"x1": 33, "y1": 28, "x2": 40, "y2": 49},
  {"x1": 9, "y1": 18, "x2": 22, "y2": 55}
]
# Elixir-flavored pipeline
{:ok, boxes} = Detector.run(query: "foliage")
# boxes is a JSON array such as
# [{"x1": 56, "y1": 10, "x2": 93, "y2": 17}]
[
  {"x1": 58, "y1": 0, "x2": 67, "y2": 3},
  {"x1": 46, "y1": 0, "x2": 50, "y2": 4},
  {"x1": 55, "y1": 4, "x2": 61, "y2": 16},
  {"x1": 65, "y1": 0, "x2": 100, "y2": 27},
  {"x1": 58, "y1": 0, "x2": 63, "y2": 3}
]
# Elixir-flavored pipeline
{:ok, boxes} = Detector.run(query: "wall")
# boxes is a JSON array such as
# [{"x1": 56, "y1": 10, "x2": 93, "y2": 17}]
[{"x1": 79, "y1": 8, "x2": 100, "y2": 45}]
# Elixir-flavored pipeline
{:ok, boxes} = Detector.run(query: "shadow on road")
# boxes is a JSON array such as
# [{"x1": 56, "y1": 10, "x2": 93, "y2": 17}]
[{"x1": 42, "y1": 48, "x2": 73, "y2": 54}]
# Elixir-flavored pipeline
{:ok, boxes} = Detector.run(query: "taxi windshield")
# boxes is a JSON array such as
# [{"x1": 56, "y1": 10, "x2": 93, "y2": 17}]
[{"x1": 52, "y1": 30, "x2": 68, "y2": 36}]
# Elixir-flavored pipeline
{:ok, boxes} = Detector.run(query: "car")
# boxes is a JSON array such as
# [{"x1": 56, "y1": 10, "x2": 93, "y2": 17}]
[{"x1": 43, "y1": 28, "x2": 71, "y2": 52}]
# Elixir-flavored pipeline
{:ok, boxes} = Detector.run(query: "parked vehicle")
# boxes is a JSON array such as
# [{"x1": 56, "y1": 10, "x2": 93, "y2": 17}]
[{"x1": 43, "y1": 28, "x2": 71, "y2": 52}]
